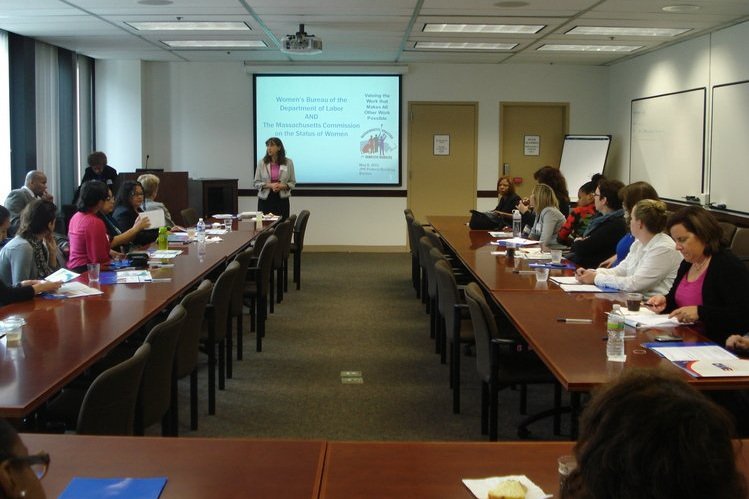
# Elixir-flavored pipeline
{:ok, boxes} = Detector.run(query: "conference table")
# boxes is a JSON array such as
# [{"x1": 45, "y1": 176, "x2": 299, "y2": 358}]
[
  {"x1": 0, "y1": 220, "x2": 264, "y2": 419},
  {"x1": 428, "y1": 216, "x2": 749, "y2": 435},
  {"x1": 18, "y1": 433, "x2": 749, "y2": 498}
]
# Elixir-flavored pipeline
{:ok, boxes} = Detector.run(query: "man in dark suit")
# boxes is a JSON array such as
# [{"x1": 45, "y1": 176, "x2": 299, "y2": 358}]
[{"x1": 4, "y1": 170, "x2": 54, "y2": 236}]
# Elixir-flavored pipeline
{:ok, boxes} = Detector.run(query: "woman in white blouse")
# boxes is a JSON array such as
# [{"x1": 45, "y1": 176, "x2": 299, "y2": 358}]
[{"x1": 574, "y1": 199, "x2": 682, "y2": 296}]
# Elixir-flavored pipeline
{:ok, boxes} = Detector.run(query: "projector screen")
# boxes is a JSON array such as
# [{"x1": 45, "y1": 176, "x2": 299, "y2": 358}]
[{"x1": 254, "y1": 74, "x2": 402, "y2": 186}]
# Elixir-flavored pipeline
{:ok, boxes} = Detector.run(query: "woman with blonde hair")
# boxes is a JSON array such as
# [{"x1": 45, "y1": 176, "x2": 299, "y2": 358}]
[
  {"x1": 575, "y1": 199, "x2": 682, "y2": 296},
  {"x1": 527, "y1": 183, "x2": 566, "y2": 250}
]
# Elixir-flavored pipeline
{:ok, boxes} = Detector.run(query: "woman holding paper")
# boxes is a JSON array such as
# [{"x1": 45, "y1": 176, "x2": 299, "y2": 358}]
[
  {"x1": 112, "y1": 180, "x2": 158, "y2": 248},
  {"x1": 647, "y1": 206, "x2": 749, "y2": 344},
  {"x1": 574, "y1": 200, "x2": 681, "y2": 296},
  {"x1": 526, "y1": 183, "x2": 566, "y2": 251},
  {"x1": 0, "y1": 200, "x2": 59, "y2": 285},
  {"x1": 99, "y1": 187, "x2": 150, "y2": 254},
  {"x1": 254, "y1": 137, "x2": 296, "y2": 219}
]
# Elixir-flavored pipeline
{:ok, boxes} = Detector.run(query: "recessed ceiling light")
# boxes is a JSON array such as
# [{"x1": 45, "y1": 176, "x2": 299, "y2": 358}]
[
  {"x1": 128, "y1": 21, "x2": 250, "y2": 31},
  {"x1": 162, "y1": 40, "x2": 266, "y2": 48},
  {"x1": 423, "y1": 23, "x2": 544, "y2": 34},
  {"x1": 567, "y1": 26, "x2": 690, "y2": 37},
  {"x1": 662, "y1": 5, "x2": 701, "y2": 13},
  {"x1": 493, "y1": 1, "x2": 530, "y2": 7},
  {"x1": 415, "y1": 41, "x2": 517, "y2": 50},
  {"x1": 138, "y1": 0, "x2": 174, "y2": 5},
  {"x1": 538, "y1": 44, "x2": 642, "y2": 53}
]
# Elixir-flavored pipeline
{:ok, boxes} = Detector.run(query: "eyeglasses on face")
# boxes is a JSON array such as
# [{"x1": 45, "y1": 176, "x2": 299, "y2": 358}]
[
  {"x1": 130, "y1": 190, "x2": 144, "y2": 197},
  {"x1": 3, "y1": 451, "x2": 50, "y2": 479}
]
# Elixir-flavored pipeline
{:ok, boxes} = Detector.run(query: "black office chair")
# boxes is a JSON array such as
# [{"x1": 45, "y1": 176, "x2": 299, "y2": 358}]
[
  {"x1": 290, "y1": 209, "x2": 310, "y2": 290},
  {"x1": 464, "y1": 282, "x2": 567, "y2": 440},
  {"x1": 181, "y1": 207, "x2": 199, "y2": 227},
  {"x1": 245, "y1": 235, "x2": 278, "y2": 352}
]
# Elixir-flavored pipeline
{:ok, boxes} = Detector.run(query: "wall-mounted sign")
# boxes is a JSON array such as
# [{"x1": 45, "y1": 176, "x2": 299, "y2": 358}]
[
  {"x1": 433, "y1": 134, "x2": 450, "y2": 156},
  {"x1": 524, "y1": 135, "x2": 540, "y2": 156}
]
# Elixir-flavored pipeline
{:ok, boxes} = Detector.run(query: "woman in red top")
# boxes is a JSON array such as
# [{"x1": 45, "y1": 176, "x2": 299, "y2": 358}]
[{"x1": 66, "y1": 180, "x2": 111, "y2": 272}]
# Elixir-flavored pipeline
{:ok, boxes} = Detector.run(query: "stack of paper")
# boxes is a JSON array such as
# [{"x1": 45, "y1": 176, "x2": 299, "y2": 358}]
[
  {"x1": 45, "y1": 282, "x2": 104, "y2": 298},
  {"x1": 489, "y1": 237, "x2": 539, "y2": 247},
  {"x1": 115, "y1": 270, "x2": 153, "y2": 283},
  {"x1": 488, "y1": 231, "x2": 513, "y2": 238},
  {"x1": 644, "y1": 342, "x2": 749, "y2": 377},
  {"x1": 550, "y1": 276, "x2": 617, "y2": 293}
]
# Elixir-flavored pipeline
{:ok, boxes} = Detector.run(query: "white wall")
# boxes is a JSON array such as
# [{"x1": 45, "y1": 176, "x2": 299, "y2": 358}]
[
  {"x1": 608, "y1": 20, "x2": 749, "y2": 185},
  {"x1": 95, "y1": 61, "x2": 610, "y2": 248},
  {"x1": 94, "y1": 60, "x2": 143, "y2": 170}
]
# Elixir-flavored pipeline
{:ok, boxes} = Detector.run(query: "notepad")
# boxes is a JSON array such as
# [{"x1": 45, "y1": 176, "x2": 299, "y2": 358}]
[
  {"x1": 59, "y1": 477, "x2": 167, "y2": 499},
  {"x1": 140, "y1": 209, "x2": 166, "y2": 228}
]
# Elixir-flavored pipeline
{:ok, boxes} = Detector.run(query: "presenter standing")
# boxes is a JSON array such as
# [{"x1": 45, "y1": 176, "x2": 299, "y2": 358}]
[{"x1": 254, "y1": 137, "x2": 296, "y2": 219}]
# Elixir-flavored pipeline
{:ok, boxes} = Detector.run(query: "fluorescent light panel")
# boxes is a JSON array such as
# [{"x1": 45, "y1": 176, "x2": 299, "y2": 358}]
[
  {"x1": 415, "y1": 41, "x2": 517, "y2": 50},
  {"x1": 539, "y1": 44, "x2": 641, "y2": 52},
  {"x1": 567, "y1": 26, "x2": 689, "y2": 36},
  {"x1": 128, "y1": 21, "x2": 250, "y2": 31},
  {"x1": 423, "y1": 23, "x2": 543, "y2": 34},
  {"x1": 162, "y1": 40, "x2": 266, "y2": 48}
]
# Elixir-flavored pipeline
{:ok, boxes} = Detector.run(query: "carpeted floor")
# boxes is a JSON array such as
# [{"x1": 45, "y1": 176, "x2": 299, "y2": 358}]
[{"x1": 170, "y1": 252, "x2": 569, "y2": 441}]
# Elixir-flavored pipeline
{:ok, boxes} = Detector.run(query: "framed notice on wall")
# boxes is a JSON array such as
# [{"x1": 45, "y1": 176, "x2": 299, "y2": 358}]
[
  {"x1": 524, "y1": 135, "x2": 540, "y2": 156},
  {"x1": 433, "y1": 134, "x2": 450, "y2": 156}
]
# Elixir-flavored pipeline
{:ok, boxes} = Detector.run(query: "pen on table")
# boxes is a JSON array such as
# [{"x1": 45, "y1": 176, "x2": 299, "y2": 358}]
[{"x1": 556, "y1": 318, "x2": 593, "y2": 324}]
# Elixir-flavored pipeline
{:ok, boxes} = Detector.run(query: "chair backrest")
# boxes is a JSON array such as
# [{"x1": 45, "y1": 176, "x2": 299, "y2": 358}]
[
  {"x1": 138, "y1": 304, "x2": 187, "y2": 431},
  {"x1": 424, "y1": 229, "x2": 446, "y2": 253},
  {"x1": 255, "y1": 235, "x2": 278, "y2": 297},
  {"x1": 181, "y1": 207, "x2": 199, "y2": 227},
  {"x1": 288, "y1": 213, "x2": 297, "y2": 227},
  {"x1": 293, "y1": 209, "x2": 310, "y2": 251},
  {"x1": 175, "y1": 280, "x2": 213, "y2": 379},
  {"x1": 405, "y1": 215, "x2": 418, "y2": 255},
  {"x1": 464, "y1": 282, "x2": 496, "y2": 381},
  {"x1": 76, "y1": 343, "x2": 151, "y2": 436},
  {"x1": 404, "y1": 208, "x2": 413, "y2": 218},
  {"x1": 731, "y1": 227, "x2": 749, "y2": 258},
  {"x1": 251, "y1": 229, "x2": 273, "y2": 259},
  {"x1": 272, "y1": 219, "x2": 293, "y2": 264},
  {"x1": 719, "y1": 221, "x2": 738, "y2": 247},
  {"x1": 418, "y1": 237, "x2": 436, "y2": 297},
  {"x1": 428, "y1": 246, "x2": 450, "y2": 299},
  {"x1": 206, "y1": 261, "x2": 241, "y2": 342},
  {"x1": 230, "y1": 248, "x2": 254, "y2": 316},
  {"x1": 434, "y1": 259, "x2": 460, "y2": 327}
]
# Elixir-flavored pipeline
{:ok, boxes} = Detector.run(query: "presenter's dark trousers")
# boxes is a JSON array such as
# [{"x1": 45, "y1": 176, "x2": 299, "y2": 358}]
[{"x1": 258, "y1": 191, "x2": 290, "y2": 220}]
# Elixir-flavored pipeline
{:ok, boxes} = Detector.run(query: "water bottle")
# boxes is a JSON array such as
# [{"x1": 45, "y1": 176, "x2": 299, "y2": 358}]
[
  {"x1": 157, "y1": 226, "x2": 168, "y2": 250},
  {"x1": 197, "y1": 240, "x2": 206, "y2": 262},
  {"x1": 512, "y1": 209, "x2": 521, "y2": 237},
  {"x1": 255, "y1": 212, "x2": 263, "y2": 230},
  {"x1": 606, "y1": 312, "x2": 626, "y2": 361},
  {"x1": 196, "y1": 218, "x2": 206, "y2": 243}
]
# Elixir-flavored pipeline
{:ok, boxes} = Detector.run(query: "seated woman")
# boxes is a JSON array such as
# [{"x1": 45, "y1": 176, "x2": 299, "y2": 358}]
[
  {"x1": 567, "y1": 178, "x2": 626, "y2": 269},
  {"x1": 0, "y1": 418, "x2": 49, "y2": 499},
  {"x1": 557, "y1": 175, "x2": 600, "y2": 246},
  {"x1": 647, "y1": 206, "x2": 749, "y2": 345},
  {"x1": 137, "y1": 173, "x2": 182, "y2": 230},
  {"x1": 561, "y1": 369, "x2": 746, "y2": 499},
  {"x1": 599, "y1": 181, "x2": 660, "y2": 268},
  {"x1": 491, "y1": 175, "x2": 521, "y2": 224},
  {"x1": 99, "y1": 187, "x2": 150, "y2": 254},
  {"x1": 112, "y1": 181, "x2": 158, "y2": 247},
  {"x1": 67, "y1": 180, "x2": 111, "y2": 272},
  {"x1": 533, "y1": 165, "x2": 570, "y2": 216},
  {"x1": 574, "y1": 199, "x2": 682, "y2": 296},
  {"x1": 0, "y1": 200, "x2": 59, "y2": 285},
  {"x1": 526, "y1": 183, "x2": 566, "y2": 250}
]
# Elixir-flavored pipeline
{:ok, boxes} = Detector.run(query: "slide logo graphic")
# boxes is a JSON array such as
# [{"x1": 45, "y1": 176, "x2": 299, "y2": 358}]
[{"x1": 360, "y1": 128, "x2": 395, "y2": 158}]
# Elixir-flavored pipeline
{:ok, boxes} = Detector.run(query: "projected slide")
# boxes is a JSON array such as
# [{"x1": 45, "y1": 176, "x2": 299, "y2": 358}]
[{"x1": 254, "y1": 74, "x2": 401, "y2": 185}]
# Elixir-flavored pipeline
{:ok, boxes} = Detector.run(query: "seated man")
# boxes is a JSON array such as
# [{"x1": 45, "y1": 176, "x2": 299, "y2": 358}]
[{"x1": 4, "y1": 170, "x2": 54, "y2": 237}]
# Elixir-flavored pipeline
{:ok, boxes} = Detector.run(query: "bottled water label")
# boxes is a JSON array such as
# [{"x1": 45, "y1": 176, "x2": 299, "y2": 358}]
[{"x1": 606, "y1": 314, "x2": 626, "y2": 362}]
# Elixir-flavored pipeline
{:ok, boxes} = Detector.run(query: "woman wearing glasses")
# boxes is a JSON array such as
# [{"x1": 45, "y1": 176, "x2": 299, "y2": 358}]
[
  {"x1": 112, "y1": 181, "x2": 157, "y2": 247},
  {"x1": 67, "y1": 181, "x2": 112, "y2": 272},
  {"x1": 0, "y1": 419, "x2": 48, "y2": 498}
]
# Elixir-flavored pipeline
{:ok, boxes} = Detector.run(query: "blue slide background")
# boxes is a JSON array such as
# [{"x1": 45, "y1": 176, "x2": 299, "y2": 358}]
[{"x1": 254, "y1": 75, "x2": 400, "y2": 185}]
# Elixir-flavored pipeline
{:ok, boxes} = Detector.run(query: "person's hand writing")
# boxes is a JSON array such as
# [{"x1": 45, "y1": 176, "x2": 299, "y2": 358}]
[
  {"x1": 668, "y1": 305, "x2": 699, "y2": 323},
  {"x1": 726, "y1": 335, "x2": 749, "y2": 351},
  {"x1": 645, "y1": 295, "x2": 667, "y2": 313},
  {"x1": 23, "y1": 279, "x2": 62, "y2": 294},
  {"x1": 577, "y1": 269, "x2": 596, "y2": 284}
]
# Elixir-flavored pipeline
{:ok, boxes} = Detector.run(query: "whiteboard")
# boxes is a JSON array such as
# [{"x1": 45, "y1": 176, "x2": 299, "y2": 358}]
[
  {"x1": 559, "y1": 135, "x2": 611, "y2": 201},
  {"x1": 710, "y1": 81, "x2": 749, "y2": 215},
  {"x1": 630, "y1": 89, "x2": 705, "y2": 203}
]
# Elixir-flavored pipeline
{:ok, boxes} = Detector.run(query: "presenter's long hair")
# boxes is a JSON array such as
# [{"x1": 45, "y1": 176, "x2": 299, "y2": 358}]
[{"x1": 263, "y1": 137, "x2": 287, "y2": 166}]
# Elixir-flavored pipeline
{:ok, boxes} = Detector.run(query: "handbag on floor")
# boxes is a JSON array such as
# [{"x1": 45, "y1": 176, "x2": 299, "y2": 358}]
[{"x1": 469, "y1": 210, "x2": 502, "y2": 230}]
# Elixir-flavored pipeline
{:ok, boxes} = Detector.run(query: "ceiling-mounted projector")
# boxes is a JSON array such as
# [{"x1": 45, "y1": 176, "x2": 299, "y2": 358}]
[{"x1": 281, "y1": 24, "x2": 322, "y2": 55}]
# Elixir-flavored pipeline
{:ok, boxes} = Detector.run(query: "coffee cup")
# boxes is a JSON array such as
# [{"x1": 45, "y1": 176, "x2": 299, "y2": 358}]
[{"x1": 626, "y1": 292, "x2": 643, "y2": 312}]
